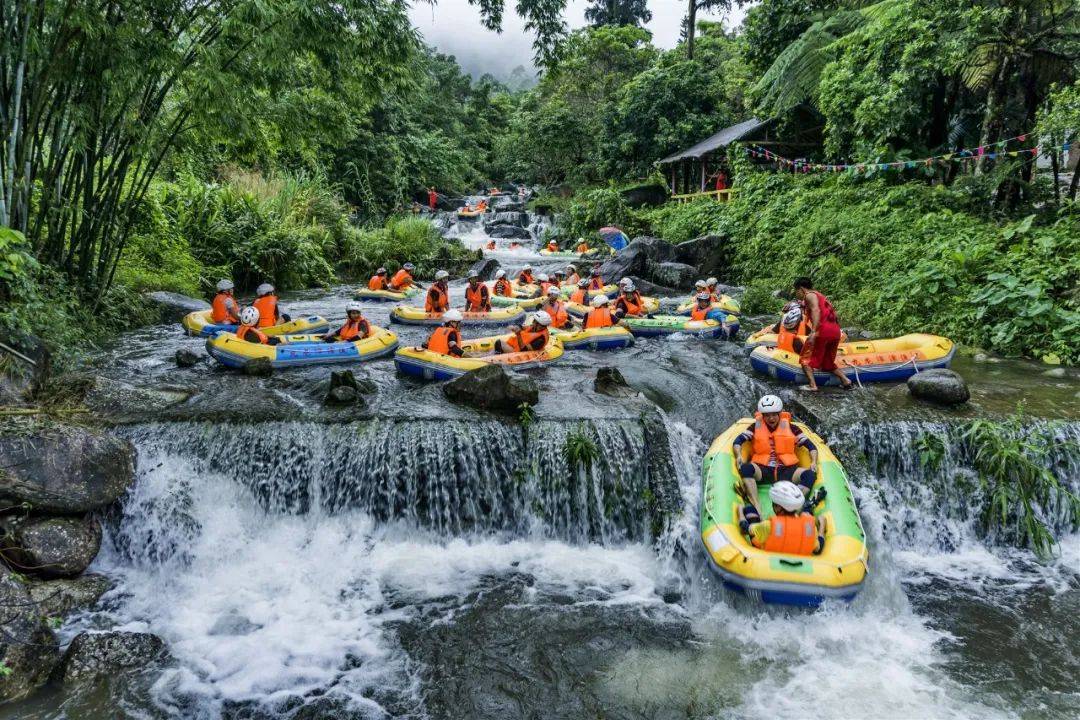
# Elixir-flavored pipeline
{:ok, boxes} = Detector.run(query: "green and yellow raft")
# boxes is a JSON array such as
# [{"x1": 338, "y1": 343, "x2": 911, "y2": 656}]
[{"x1": 699, "y1": 419, "x2": 868, "y2": 607}]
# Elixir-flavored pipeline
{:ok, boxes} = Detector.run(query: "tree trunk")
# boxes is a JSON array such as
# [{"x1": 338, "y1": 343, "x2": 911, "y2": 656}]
[
  {"x1": 1070, "y1": 159, "x2": 1080, "y2": 201},
  {"x1": 976, "y1": 59, "x2": 1009, "y2": 175},
  {"x1": 686, "y1": 0, "x2": 697, "y2": 59},
  {"x1": 1050, "y1": 147, "x2": 1060, "y2": 205}
]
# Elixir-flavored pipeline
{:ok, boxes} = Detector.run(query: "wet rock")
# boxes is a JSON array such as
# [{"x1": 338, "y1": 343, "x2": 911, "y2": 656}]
[
  {"x1": 620, "y1": 182, "x2": 668, "y2": 208},
  {"x1": 0, "y1": 514, "x2": 102, "y2": 578},
  {"x1": 907, "y1": 369, "x2": 970, "y2": 406},
  {"x1": 973, "y1": 352, "x2": 989, "y2": 363},
  {"x1": 532, "y1": 203, "x2": 553, "y2": 216},
  {"x1": 1042, "y1": 367, "x2": 1067, "y2": 379},
  {"x1": 142, "y1": 291, "x2": 210, "y2": 323},
  {"x1": 0, "y1": 567, "x2": 60, "y2": 702},
  {"x1": 485, "y1": 211, "x2": 527, "y2": 228},
  {"x1": 243, "y1": 357, "x2": 273, "y2": 377},
  {"x1": 487, "y1": 224, "x2": 531, "y2": 240},
  {"x1": 649, "y1": 261, "x2": 698, "y2": 289},
  {"x1": 594, "y1": 367, "x2": 635, "y2": 398},
  {"x1": 598, "y1": 245, "x2": 646, "y2": 282},
  {"x1": 58, "y1": 631, "x2": 168, "y2": 684},
  {"x1": 325, "y1": 386, "x2": 359, "y2": 406},
  {"x1": 48, "y1": 373, "x2": 195, "y2": 425},
  {"x1": 626, "y1": 236, "x2": 674, "y2": 263},
  {"x1": 467, "y1": 257, "x2": 500, "y2": 281},
  {"x1": 673, "y1": 233, "x2": 731, "y2": 280},
  {"x1": 324, "y1": 371, "x2": 370, "y2": 406},
  {"x1": 0, "y1": 425, "x2": 135, "y2": 513},
  {"x1": 174, "y1": 348, "x2": 200, "y2": 368},
  {"x1": 443, "y1": 365, "x2": 539, "y2": 414},
  {"x1": 625, "y1": 276, "x2": 678, "y2": 297},
  {"x1": 26, "y1": 574, "x2": 112, "y2": 620},
  {"x1": 0, "y1": 332, "x2": 51, "y2": 404}
]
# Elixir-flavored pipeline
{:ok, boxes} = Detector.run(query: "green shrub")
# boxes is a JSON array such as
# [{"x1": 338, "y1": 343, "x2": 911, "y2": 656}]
[
  {"x1": 563, "y1": 187, "x2": 643, "y2": 241},
  {"x1": 639, "y1": 199, "x2": 728, "y2": 245},
  {"x1": 340, "y1": 217, "x2": 477, "y2": 280}
]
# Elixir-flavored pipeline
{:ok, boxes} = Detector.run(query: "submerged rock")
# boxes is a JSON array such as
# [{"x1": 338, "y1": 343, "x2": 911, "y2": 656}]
[
  {"x1": 175, "y1": 348, "x2": 200, "y2": 368},
  {"x1": 907, "y1": 369, "x2": 970, "y2": 405},
  {"x1": 0, "y1": 425, "x2": 135, "y2": 513},
  {"x1": 442, "y1": 365, "x2": 539, "y2": 414},
  {"x1": 142, "y1": 291, "x2": 209, "y2": 323},
  {"x1": 58, "y1": 631, "x2": 168, "y2": 684},
  {"x1": 0, "y1": 568, "x2": 60, "y2": 702},
  {"x1": 244, "y1": 357, "x2": 273, "y2": 377},
  {"x1": 0, "y1": 514, "x2": 102, "y2": 578},
  {"x1": 594, "y1": 367, "x2": 635, "y2": 398},
  {"x1": 26, "y1": 574, "x2": 112, "y2": 620},
  {"x1": 325, "y1": 386, "x2": 360, "y2": 406}
]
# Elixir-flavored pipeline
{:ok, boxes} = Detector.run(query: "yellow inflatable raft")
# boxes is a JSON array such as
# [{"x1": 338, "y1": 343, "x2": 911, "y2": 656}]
[
  {"x1": 353, "y1": 287, "x2": 418, "y2": 302},
  {"x1": 182, "y1": 310, "x2": 329, "y2": 338},
  {"x1": 676, "y1": 294, "x2": 741, "y2": 316},
  {"x1": 394, "y1": 335, "x2": 564, "y2": 381},
  {"x1": 205, "y1": 327, "x2": 399, "y2": 369},
  {"x1": 560, "y1": 283, "x2": 616, "y2": 299},
  {"x1": 744, "y1": 326, "x2": 848, "y2": 352},
  {"x1": 750, "y1": 333, "x2": 955, "y2": 385},
  {"x1": 565, "y1": 296, "x2": 661, "y2": 317},
  {"x1": 389, "y1": 305, "x2": 526, "y2": 327},
  {"x1": 552, "y1": 326, "x2": 634, "y2": 350}
]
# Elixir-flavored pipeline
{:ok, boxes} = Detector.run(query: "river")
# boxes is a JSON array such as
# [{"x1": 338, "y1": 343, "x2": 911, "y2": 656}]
[{"x1": 5, "y1": 213, "x2": 1078, "y2": 719}]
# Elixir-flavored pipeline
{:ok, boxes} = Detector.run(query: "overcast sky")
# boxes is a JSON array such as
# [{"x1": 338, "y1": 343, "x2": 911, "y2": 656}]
[{"x1": 409, "y1": 0, "x2": 749, "y2": 79}]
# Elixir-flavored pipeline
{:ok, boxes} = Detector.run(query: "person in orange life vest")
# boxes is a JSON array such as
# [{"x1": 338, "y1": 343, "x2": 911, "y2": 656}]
[
  {"x1": 568, "y1": 278, "x2": 590, "y2": 305},
  {"x1": 613, "y1": 278, "x2": 645, "y2": 318},
  {"x1": 422, "y1": 309, "x2": 464, "y2": 357},
  {"x1": 705, "y1": 277, "x2": 720, "y2": 301},
  {"x1": 492, "y1": 269, "x2": 514, "y2": 297},
  {"x1": 546, "y1": 240, "x2": 559, "y2": 253},
  {"x1": 536, "y1": 273, "x2": 554, "y2": 296},
  {"x1": 692, "y1": 279, "x2": 708, "y2": 300},
  {"x1": 553, "y1": 269, "x2": 566, "y2": 288},
  {"x1": 390, "y1": 263, "x2": 417, "y2": 291},
  {"x1": 485, "y1": 240, "x2": 497, "y2": 251},
  {"x1": 496, "y1": 312, "x2": 551, "y2": 353},
  {"x1": 738, "y1": 481, "x2": 826, "y2": 556},
  {"x1": 211, "y1": 279, "x2": 241, "y2": 324},
  {"x1": 565, "y1": 264, "x2": 580, "y2": 285},
  {"x1": 464, "y1": 273, "x2": 491, "y2": 312},
  {"x1": 234, "y1": 306, "x2": 282, "y2": 345},
  {"x1": 733, "y1": 395, "x2": 817, "y2": 517},
  {"x1": 253, "y1": 283, "x2": 289, "y2": 328},
  {"x1": 324, "y1": 301, "x2": 371, "y2": 342},
  {"x1": 689, "y1": 292, "x2": 713, "y2": 321},
  {"x1": 794, "y1": 277, "x2": 853, "y2": 391},
  {"x1": 425, "y1": 270, "x2": 451, "y2": 313},
  {"x1": 516, "y1": 264, "x2": 535, "y2": 285},
  {"x1": 509, "y1": 241, "x2": 522, "y2": 250},
  {"x1": 368, "y1": 267, "x2": 390, "y2": 291},
  {"x1": 476, "y1": 199, "x2": 488, "y2": 212},
  {"x1": 582, "y1": 294, "x2": 616, "y2": 329},
  {"x1": 540, "y1": 287, "x2": 570, "y2": 329},
  {"x1": 772, "y1": 306, "x2": 810, "y2": 355},
  {"x1": 427, "y1": 187, "x2": 438, "y2": 211},
  {"x1": 587, "y1": 267, "x2": 604, "y2": 290},
  {"x1": 575, "y1": 238, "x2": 589, "y2": 254}
]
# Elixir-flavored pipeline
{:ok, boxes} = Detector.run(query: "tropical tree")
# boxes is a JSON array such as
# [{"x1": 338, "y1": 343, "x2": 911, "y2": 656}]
[{"x1": 586, "y1": 0, "x2": 653, "y2": 27}]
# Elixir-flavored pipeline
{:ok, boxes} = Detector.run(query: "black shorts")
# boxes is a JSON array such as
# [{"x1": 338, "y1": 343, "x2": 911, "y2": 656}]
[{"x1": 743, "y1": 462, "x2": 815, "y2": 489}]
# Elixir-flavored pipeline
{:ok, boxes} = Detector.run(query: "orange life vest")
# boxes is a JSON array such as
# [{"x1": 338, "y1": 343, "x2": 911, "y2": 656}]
[
  {"x1": 252, "y1": 295, "x2": 279, "y2": 328},
  {"x1": 584, "y1": 307, "x2": 614, "y2": 329},
  {"x1": 517, "y1": 270, "x2": 534, "y2": 285},
  {"x1": 576, "y1": 243, "x2": 589, "y2": 254},
  {"x1": 751, "y1": 411, "x2": 799, "y2": 467},
  {"x1": 588, "y1": 276, "x2": 604, "y2": 290},
  {"x1": 337, "y1": 317, "x2": 370, "y2": 341},
  {"x1": 762, "y1": 514, "x2": 817, "y2": 555},
  {"x1": 569, "y1": 288, "x2": 588, "y2": 305},
  {"x1": 236, "y1": 325, "x2": 269, "y2": 344},
  {"x1": 776, "y1": 318, "x2": 810, "y2": 354},
  {"x1": 427, "y1": 326, "x2": 460, "y2": 355},
  {"x1": 389, "y1": 269, "x2": 413, "y2": 290},
  {"x1": 465, "y1": 283, "x2": 490, "y2": 312},
  {"x1": 485, "y1": 240, "x2": 496, "y2": 250},
  {"x1": 506, "y1": 326, "x2": 549, "y2": 352},
  {"x1": 566, "y1": 273, "x2": 580, "y2": 285},
  {"x1": 494, "y1": 279, "x2": 513, "y2": 297},
  {"x1": 617, "y1": 291, "x2": 643, "y2": 316},
  {"x1": 211, "y1": 293, "x2": 239, "y2": 323},
  {"x1": 690, "y1": 304, "x2": 710, "y2": 321},
  {"x1": 425, "y1": 283, "x2": 449, "y2": 313},
  {"x1": 546, "y1": 242, "x2": 558, "y2": 252},
  {"x1": 539, "y1": 281, "x2": 557, "y2": 296},
  {"x1": 368, "y1": 275, "x2": 389, "y2": 291},
  {"x1": 543, "y1": 301, "x2": 569, "y2": 329}
]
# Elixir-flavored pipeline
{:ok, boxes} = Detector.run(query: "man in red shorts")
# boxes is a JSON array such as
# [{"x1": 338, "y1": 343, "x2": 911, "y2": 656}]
[{"x1": 793, "y1": 277, "x2": 854, "y2": 391}]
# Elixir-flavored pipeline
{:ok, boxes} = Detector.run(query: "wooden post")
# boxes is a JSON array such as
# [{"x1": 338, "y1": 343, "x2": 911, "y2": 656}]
[{"x1": 701, "y1": 156, "x2": 707, "y2": 192}]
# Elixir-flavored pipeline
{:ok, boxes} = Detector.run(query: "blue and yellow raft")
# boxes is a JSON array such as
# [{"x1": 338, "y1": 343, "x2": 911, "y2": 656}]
[
  {"x1": 205, "y1": 326, "x2": 399, "y2": 369},
  {"x1": 182, "y1": 310, "x2": 329, "y2": 338}
]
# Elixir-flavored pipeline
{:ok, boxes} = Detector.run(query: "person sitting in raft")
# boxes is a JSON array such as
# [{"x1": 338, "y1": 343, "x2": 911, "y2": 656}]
[
  {"x1": 234, "y1": 307, "x2": 282, "y2": 345},
  {"x1": 773, "y1": 306, "x2": 809, "y2": 355},
  {"x1": 540, "y1": 287, "x2": 570, "y2": 329},
  {"x1": 613, "y1": 278, "x2": 645, "y2": 318},
  {"x1": 689, "y1": 292, "x2": 714, "y2": 321},
  {"x1": 509, "y1": 241, "x2": 522, "y2": 250},
  {"x1": 546, "y1": 240, "x2": 559, "y2": 253},
  {"x1": 390, "y1": 263, "x2": 417, "y2": 291},
  {"x1": 553, "y1": 269, "x2": 567, "y2": 287},
  {"x1": 495, "y1": 312, "x2": 552, "y2": 354},
  {"x1": 425, "y1": 270, "x2": 451, "y2": 314},
  {"x1": 565, "y1": 265, "x2": 580, "y2": 285},
  {"x1": 733, "y1": 395, "x2": 818, "y2": 517},
  {"x1": 738, "y1": 481, "x2": 826, "y2": 556},
  {"x1": 537, "y1": 273, "x2": 555, "y2": 296},
  {"x1": 569, "y1": 278, "x2": 590, "y2": 305},
  {"x1": 793, "y1": 277, "x2": 853, "y2": 391},
  {"x1": 582, "y1": 294, "x2": 615, "y2": 329},
  {"x1": 368, "y1": 267, "x2": 390, "y2": 291},
  {"x1": 493, "y1": 269, "x2": 514, "y2": 297},
  {"x1": 253, "y1": 283, "x2": 289, "y2": 328},
  {"x1": 692, "y1": 280, "x2": 708, "y2": 299},
  {"x1": 485, "y1": 240, "x2": 497, "y2": 251},
  {"x1": 422, "y1": 309, "x2": 464, "y2": 357},
  {"x1": 705, "y1": 277, "x2": 720, "y2": 301},
  {"x1": 464, "y1": 273, "x2": 491, "y2": 312},
  {"x1": 588, "y1": 267, "x2": 605, "y2": 291},
  {"x1": 576, "y1": 239, "x2": 589, "y2": 254},
  {"x1": 476, "y1": 199, "x2": 488, "y2": 212},
  {"x1": 211, "y1": 279, "x2": 241, "y2": 324},
  {"x1": 324, "y1": 301, "x2": 371, "y2": 342},
  {"x1": 517, "y1": 264, "x2": 535, "y2": 285}
]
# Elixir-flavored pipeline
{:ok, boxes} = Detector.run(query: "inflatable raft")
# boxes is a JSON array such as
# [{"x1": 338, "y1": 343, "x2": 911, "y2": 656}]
[
  {"x1": 389, "y1": 306, "x2": 526, "y2": 327},
  {"x1": 552, "y1": 326, "x2": 634, "y2": 351},
  {"x1": 744, "y1": 326, "x2": 848, "y2": 352},
  {"x1": 619, "y1": 314, "x2": 737, "y2": 339},
  {"x1": 677, "y1": 294, "x2": 741, "y2": 316},
  {"x1": 352, "y1": 287, "x2": 418, "y2": 302},
  {"x1": 560, "y1": 283, "x2": 616, "y2": 299},
  {"x1": 490, "y1": 293, "x2": 545, "y2": 310},
  {"x1": 394, "y1": 335, "x2": 564, "y2": 381},
  {"x1": 749, "y1": 333, "x2": 955, "y2": 385},
  {"x1": 457, "y1": 208, "x2": 483, "y2": 219},
  {"x1": 182, "y1": 310, "x2": 329, "y2": 338},
  {"x1": 700, "y1": 419, "x2": 868, "y2": 607},
  {"x1": 566, "y1": 297, "x2": 661, "y2": 317},
  {"x1": 205, "y1": 327, "x2": 399, "y2": 369},
  {"x1": 538, "y1": 249, "x2": 581, "y2": 259}
]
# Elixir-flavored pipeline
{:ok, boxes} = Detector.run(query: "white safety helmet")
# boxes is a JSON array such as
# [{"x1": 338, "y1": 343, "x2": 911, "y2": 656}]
[
  {"x1": 696, "y1": 292, "x2": 711, "y2": 301},
  {"x1": 537, "y1": 273, "x2": 549, "y2": 282},
  {"x1": 346, "y1": 301, "x2": 363, "y2": 314},
  {"x1": 782, "y1": 307, "x2": 803, "y2": 330},
  {"x1": 376, "y1": 267, "x2": 387, "y2": 274},
  {"x1": 239, "y1": 306, "x2": 260, "y2": 326},
  {"x1": 577, "y1": 279, "x2": 589, "y2": 287},
  {"x1": 695, "y1": 280, "x2": 707, "y2": 289},
  {"x1": 533, "y1": 311, "x2": 552, "y2": 326},
  {"x1": 566, "y1": 264, "x2": 577, "y2": 272},
  {"x1": 591, "y1": 294, "x2": 609, "y2": 307},
  {"x1": 782, "y1": 300, "x2": 800, "y2": 313},
  {"x1": 621, "y1": 281, "x2": 636, "y2": 293},
  {"x1": 707, "y1": 277, "x2": 718, "y2": 286},
  {"x1": 523, "y1": 263, "x2": 533, "y2": 270},
  {"x1": 495, "y1": 269, "x2": 507, "y2": 279},
  {"x1": 256, "y1": 282, "x2": 274, "y2": 296},
  {"x1": 770, "y1": 481, "x2": 805, "y2": 513},
  {"x1": 757, "y1": 394, "x2": 783, "y2": 413},
  {"x1": 546, "y1": 286, "x2": 561, "y2": 296},
  {"x1": 403, "y1": 262, "x2": 415, "y2": 271},
  {"x1": 435, "y1": 270, "x2": 450, "y2": 280},
  {"x1": 619, "y1": 277, "x2": 633, "y2": 287},
  {"x1": 443, "y1": 309, "x2": 464, "y2": 322},
  {"x1": 216, "y1": 279, "x2": 234, "y2": 292},
  {"x1": 554, "y1": 269, "x2": 566, "y2": 277}
]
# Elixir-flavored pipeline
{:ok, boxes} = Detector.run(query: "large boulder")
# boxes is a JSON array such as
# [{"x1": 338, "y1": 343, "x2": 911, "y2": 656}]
[
  {"x1": 619, "y1": 182, "x2": 668, "y2": 208},
  {"x1": 47, "y1": 373, "x2": 195, "y2": 425},
  {"x1": 673, "y1": 233, "x2": 731, "y2": 280},
  {"x1": 26, "y1": 574, "x2": 112, "y2": 620},
  {"x1": 907, "y1": 369, "x2": 970, "y2": 405},
  {"x1": 626, "y1": 236, "x2": 674, "y2": 263},
  {"x1": 0, "y1": 514, "x2": 102, "y2": 578},
  {"x1": 487, "y1": 225, "x2": 531, "y2": 240},
  {"x1": 141, "y1": 291, "x2": 210, "y2": 323},
  {"x1": 58, "y1": 631, "x2": 169, "y2": 684},
  {"x1": 598, "y1": 245, "x2": 646, "y2": 282},
  {"x1": 625, "y1": 276, "x2": 678, "y2": 297},
  {"x1": 0, "y1": 332, "x2": 50, "y2": 405},
  {"x1": 0, "y1": 425, "x2": 135, "y2": 514},
  {"x1": 648, "y1": 262, "x2": 698, "y2": 290},
  {"x1": 442, "y1": 365, "x2": 539, "y2": 415},
  {"x1": 0, "y1": 568, "x2": 60, "y2": 702},
  {"x1": 323, "y1": 370, "x2": 371, "y2": 407},
  {"x1": 485, "y1": 211, "x2": 527, "y2": 228},
  {"x1": 467, "y1": 257, "x2": 500, "y2": 281}
]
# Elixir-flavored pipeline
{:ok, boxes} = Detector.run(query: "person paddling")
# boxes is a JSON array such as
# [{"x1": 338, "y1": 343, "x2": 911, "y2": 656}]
[
  {"x1": 234, "y1": 307, "x2": 282, "y2": 346},
  {"x1": 793, "y1": 277, "x2": 853, "y2": 391},
  {"x1": 565, "y1": 265, "x2": 580, "y2": 285},
  {"x1": 613, "y1": 278, "x2": 645, "y2": 318},
  {"x1": 576, "y1": 239, "x2": 589, "y2": 254},
  {"x1": 569, "y1": 278, "x2": 590, "y2": 305},
  {"x1": 422, "y1": 310, "x2": 464, "y2": 357},
  {"x1": 738, "y1": 481, "x2": 826, "y2": 556},
  {"x1": 689, "y1": 292, "x2": 713, "y2": 321},
  {"x1": 732, "y1": 395, "x2": 817, "y2": 517},
  {"x1": 587, "y1": 267, "x2": 605, "y2": 291},
  {"x1": 546, "y1": 240, "x2": 559, "y2": 253},
  {"x1": 517, "y1": 264, "x2": 535, "y2": 285},
  {"x1": 325, "y1": 302, "x2": 371, "y2": 342},
  {"x1": 211, "y1": 279, "x2": 241, "y2": 324}
]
